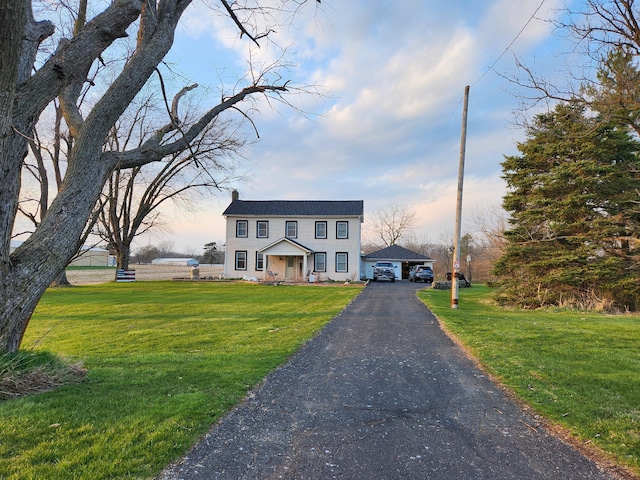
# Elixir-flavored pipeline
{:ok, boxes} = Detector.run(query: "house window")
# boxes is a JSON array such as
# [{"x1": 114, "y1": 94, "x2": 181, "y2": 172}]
[
  {"x1": 286, "y1": 221, "x2": 298, "y2": 238},
  {"x1": 335, "y1": 252, "x2": 348, "y2": 272},
  {"x1": 256, "y1": 252, "x2": 264, "y2": 270},
  {"x1": 314, "y1": 252, "x2": 326, "y2": 272},
  {"x1": 235, "y1": 251, "x2": 247, "y2": 270},
  {"x1": 236, "y1": 220, "x2": 248, "y2": 238},
  {"x1": 315, "y1": 221, "x2": 327, "y2": 239},
  {"x1": 257, "y1": 221, "x2": 269, "y2": 238},
  {"x1": 336, "y1": 221, "x2": 349, "y2": 239}
]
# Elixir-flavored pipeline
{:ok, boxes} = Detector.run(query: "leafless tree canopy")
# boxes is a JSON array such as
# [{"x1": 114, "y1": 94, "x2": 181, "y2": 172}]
[
  {"x1": 96, "y1": 93, "x2": 249, "y2": 273},
  {"x1": 509, "y1": 0, "x2": 640, "y2": 120},
  {"x1": 560, "y1": 0, "x2": 640, "y2": 55},
  {"x1": 367, "y1": 203, "x2": 417, "y2": 248}
]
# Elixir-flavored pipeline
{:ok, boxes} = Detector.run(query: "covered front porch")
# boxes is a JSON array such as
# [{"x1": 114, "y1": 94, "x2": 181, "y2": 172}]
[{"x1": 260, "y1": 238, "x2": 313, "y2": 283}]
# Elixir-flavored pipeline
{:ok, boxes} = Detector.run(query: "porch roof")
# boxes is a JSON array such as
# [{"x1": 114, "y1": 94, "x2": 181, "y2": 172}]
[{"x1": 259, "y1": 237, "x2": 313, "y2": 255}]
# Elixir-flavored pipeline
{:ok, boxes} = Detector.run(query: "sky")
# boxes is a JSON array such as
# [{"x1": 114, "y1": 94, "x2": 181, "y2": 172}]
[{"x1": 135, "y1": 0, "x2": 574, "y2": 253}]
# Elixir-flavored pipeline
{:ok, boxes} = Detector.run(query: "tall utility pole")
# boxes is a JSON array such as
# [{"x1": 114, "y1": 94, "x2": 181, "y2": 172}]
[{"x1": 451, "y1": 85, "x2": 470, "y2": 309}]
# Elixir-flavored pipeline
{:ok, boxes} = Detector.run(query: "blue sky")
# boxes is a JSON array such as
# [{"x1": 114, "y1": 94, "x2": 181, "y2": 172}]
[{"x1": 141, "y1": 0, "x2": 572, "y2": 252}]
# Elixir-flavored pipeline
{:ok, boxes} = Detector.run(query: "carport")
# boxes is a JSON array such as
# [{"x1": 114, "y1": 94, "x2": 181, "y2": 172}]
[{"x1": 364, "y1": 244, "x2": 435, "y2": 280}]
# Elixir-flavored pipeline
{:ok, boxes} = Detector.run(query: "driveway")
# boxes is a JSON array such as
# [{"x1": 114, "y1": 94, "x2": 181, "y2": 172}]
[{"x1": 159, "y1": 281, "x2": 617, "y2": 479}]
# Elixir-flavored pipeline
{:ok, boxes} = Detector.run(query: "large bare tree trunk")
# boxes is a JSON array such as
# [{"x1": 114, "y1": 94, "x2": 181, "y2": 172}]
[
  {"x1": 0, "y1": 1, "x2": 32, "y2": 353},
  {"x1": 0, "y1": 2, "x2": 29, "y2": 258},
  {"x1": 0, "y1": 0, "x2": 172, "y2": 353},
  {"x1": 116, "y1": 245, "x2": 131, "y2": 272},
  {"x1": 51, "y1": 271, "x2": 72, "y2": 288},
  {"x1": 0, "y1": 0, "x2": 315, "y2": 353}
]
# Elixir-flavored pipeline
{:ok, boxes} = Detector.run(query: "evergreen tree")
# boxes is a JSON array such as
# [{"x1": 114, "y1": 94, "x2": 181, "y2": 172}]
[
  {"x1": 494, "y1": 102, "x2": 640, "y2": 311},
  {"x1": 202, "y1": 242, "x2": 220, "y2": 264},
  {"x1": 587, "y1": 47, "x2": 640, "y2": 136}
]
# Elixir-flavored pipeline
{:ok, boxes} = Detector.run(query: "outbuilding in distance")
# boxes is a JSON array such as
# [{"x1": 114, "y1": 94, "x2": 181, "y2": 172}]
[
  {"x1": 11, "y1": 241, "x2": 111, "y2": 267},
  {"x1": 69, "y1": 247, "x2": 110, "y2": 267},
  {"x1": 151, "y1": 257, "x2": 199, "y2": 267},
  {"x1": 363, "y1": 244, "x2": 435, "y2": 280}
]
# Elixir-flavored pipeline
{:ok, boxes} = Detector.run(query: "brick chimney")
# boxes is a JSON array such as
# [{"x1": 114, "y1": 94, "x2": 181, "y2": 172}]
[{"x1": 231, "y1": 189, "x2": 239, "y2": 201}]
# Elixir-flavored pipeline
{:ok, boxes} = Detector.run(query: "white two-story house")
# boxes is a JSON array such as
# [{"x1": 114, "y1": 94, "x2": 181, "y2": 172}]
[{"x1": 223, "y1": 191, "x2": 364, "y2": 282}]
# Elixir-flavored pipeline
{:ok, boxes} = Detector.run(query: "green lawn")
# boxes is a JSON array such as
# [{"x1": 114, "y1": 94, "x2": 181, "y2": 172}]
[
  {"x1": 0, "y1": 281, "x2": 363, "y2": 479},
  {"x1": 418, "y1": 285, "x2": 640, "y2": 477},
  {"x1": 4, "y1": 282, "x2": 638, "y2": 478}
]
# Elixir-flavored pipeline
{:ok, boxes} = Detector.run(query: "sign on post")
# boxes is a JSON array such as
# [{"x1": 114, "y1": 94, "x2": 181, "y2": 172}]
[{"x1": 116, "y1": 269, "x2": 136, "y2": 282}]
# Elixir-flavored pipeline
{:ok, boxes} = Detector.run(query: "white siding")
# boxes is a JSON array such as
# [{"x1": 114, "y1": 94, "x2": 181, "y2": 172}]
[
  {"x1": 224, "y1": 215, "x2": 362, "y2": 281},
  {"x1": 69, "y1": 249, "x2": 109, "y2": 267}
]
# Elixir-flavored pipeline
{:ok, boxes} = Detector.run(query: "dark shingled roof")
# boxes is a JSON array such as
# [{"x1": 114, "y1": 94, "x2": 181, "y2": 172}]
[
  {"x1": 366, "y1": 244, "x2": 434, "y2": 261},
  {"x1": 223, "y1": 200, "x2": 364, "y2": 217}
]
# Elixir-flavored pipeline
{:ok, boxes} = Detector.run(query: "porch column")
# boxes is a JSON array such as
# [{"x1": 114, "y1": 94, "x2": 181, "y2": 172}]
[
  {"x1": 303, "y1": 254, "x2": 308, "y2": 282},
  {"x1": 264, "y1": 254, "x2": 268, "y2": 280}
]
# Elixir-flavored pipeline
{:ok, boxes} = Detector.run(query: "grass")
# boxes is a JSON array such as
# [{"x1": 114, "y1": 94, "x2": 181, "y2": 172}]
[
  {"x1": 418, "y1": 285, "x2": 640, "y2": 477},
  {"x1": 0, "y1": 281, "x2": 362, "y2": 479},
  {"x1": 0, "y1": 351, "x2": 86, "y2": 401}
]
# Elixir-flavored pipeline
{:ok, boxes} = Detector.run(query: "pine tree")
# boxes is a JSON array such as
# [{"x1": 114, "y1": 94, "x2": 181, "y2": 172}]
[
  {"x1": 202, "y1": 242, "x2": 220, "y2": 264},
  {"x1": 494, "y1": 102, "x2": 640, "y2": 310}
]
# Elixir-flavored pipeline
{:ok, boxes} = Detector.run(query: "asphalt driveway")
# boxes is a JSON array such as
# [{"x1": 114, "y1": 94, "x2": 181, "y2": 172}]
[{"x1": 159, "y1": 281, "x2": 617, "y2": 480}]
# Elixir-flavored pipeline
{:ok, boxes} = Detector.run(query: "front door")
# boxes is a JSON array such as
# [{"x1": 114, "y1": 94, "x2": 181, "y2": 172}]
[{"x1": 286, "y1": 257, "x2": 295, "y2": 280}]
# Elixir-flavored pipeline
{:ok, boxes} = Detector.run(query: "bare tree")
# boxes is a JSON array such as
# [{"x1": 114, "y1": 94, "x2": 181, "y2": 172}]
[
  {"x1": 511, "y1": 1, "x2": 640, "y2": 116},
  {"x1": 367, "y1": 203, "x2": 417, "y2": 248},
  {"x1": 559, "y1": 0, "x2": 640, "y2": 56},
  {"x1": 20, "y1": 97, "x2": 110, "y2": 286},
  {"x1": 401, "y1": 232, "x2": 435, "y2": 257},
  {"x1": 16, "y1": 2, "x2": 106, "y2": 286},
  {"x1": 468, "y1": 205, "x2": 508, "y2": 256},
  {"x1": 0, "y1": 0, "x2": 322, "y2": 353},
  {"x1": 465, "y1": 205, "x2": 510, "y2": 282},
  {"x1": 95, "y1": 92, "x2": 247, "y2": 274}
]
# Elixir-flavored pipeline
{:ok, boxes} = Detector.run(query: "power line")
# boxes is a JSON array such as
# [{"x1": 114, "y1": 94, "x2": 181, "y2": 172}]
[
  {"x1": 472, "y1": 0, "x2": 548, "y2": 88},
  {"x1": 405, "y1": 0, "x2": 548, "y2": 185},
  {"x1": 405, "y1": 96, "x2": 463, "y2": 182}
]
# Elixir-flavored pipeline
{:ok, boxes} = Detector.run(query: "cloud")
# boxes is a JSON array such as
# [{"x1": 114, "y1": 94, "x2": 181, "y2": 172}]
[{"x1": 144, "y1": 0, "x2": 568, "y2": 251}]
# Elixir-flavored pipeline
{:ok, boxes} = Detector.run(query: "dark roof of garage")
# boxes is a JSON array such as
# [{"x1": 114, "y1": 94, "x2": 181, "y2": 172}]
[{"x1": 366, "y1": 244, "x2": 434, "y2": 262}]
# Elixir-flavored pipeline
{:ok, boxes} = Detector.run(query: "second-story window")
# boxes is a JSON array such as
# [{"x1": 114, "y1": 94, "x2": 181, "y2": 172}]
[
  {"x1": 286, "y1": 221, "x2": 297, "y2": 238},
  {"x1": 257, "y1": 221, "x2": 269, "y2": 238},
  {"x1": 336, "y1": 221, "x2": 349, "y2": 239},
  {"x1": 315, "y1": 221, "x2": 327, "y2": 239},
  {"x1": 236, "y1": 220, "x2": 248, "y2": 238}
]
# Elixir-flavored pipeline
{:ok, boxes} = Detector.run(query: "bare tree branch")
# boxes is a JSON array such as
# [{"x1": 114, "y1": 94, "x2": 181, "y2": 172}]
[
  {"x1": 111, "y1": 82, "x2": 287, "y2": 169},
  {"x1": 1, "y1": 0, "x2": 325, "y2": 353}
]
